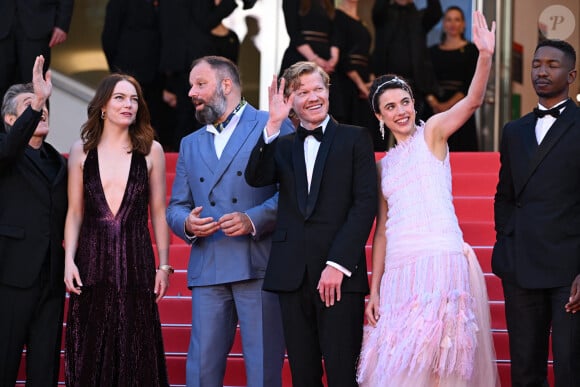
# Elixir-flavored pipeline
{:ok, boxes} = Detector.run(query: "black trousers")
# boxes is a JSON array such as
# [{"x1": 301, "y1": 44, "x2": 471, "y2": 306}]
[
  {"x1": 0, "y1": 264, "x2": 65, "y2": 387},
  {"x1": 502, "y1": 280, "x2": 580, "y2": 387},
  {"x1": 278, "y1": 271, "x2": 365, "y2": 387}
]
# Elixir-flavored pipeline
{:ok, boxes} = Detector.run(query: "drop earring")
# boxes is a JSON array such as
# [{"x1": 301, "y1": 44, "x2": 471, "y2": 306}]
[
  {"x1": 379, "y1": 121, "x2": 385, "y2": 141},
  {"x1": 101, "y1": 111, "x2": 106, "y2": 120}
]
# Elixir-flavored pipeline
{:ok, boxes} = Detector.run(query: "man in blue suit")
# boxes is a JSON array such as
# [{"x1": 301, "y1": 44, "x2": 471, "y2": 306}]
[{"x1": 166, "y1": 56, "x2": 290, "y2": 387}]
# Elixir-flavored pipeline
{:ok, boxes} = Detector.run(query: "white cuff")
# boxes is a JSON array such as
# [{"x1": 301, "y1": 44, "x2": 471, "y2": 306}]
[
  {"x1": 263, "y1": 126, "x2": 280, "y2": 144},
  {"x1": 184, "y1": 221, "x2": 197, "y2": 243},
  {"x1": 245, "y1": 212, "x2": 257, "y2": 236},
  {"x1": 326, "y1": 261, "x2": 352, "y2": 277}
]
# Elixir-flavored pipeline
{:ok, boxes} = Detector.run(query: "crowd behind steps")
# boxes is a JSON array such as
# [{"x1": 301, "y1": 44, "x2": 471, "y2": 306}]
[
  {"x1": 3, "y1": 1, "x2": 580, "y2": 386},
  {"x1": 1, "y1": 0, "x2": 478, "y2": 152},
  {"x1": 0, "y1": 0, "x2": 480, "y2": 152}
]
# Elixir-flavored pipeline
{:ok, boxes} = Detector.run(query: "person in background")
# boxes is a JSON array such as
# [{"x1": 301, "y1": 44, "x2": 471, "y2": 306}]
[
  {"x1": 492, "y1": 39, "x2": 580, "y2": 387},
  {"x1": 101, "y1": 0, "x2": 173, "y2": 152},
  {"x1": 159, "y1": 0, "x2": 238, "y2": 151},
  {"x1": 245, "y1": 61, "x2": 377, "y2": 387},
  {"x1": 358, "y1": 11, "x2": 498, "y2": 386},
  {"x1": 280, "y1": 0, "x2": 342, "y2": 121},
  {"x1": 211, "y1": 0, "x2": 241, "y2": 64},
  {"x1": 279, "y1": 0, "x2": 338, "y2": 75},
  {"x1": 371, "y1": 0, "x2": 442, "y2": 122},
  {"x1": 64, "y1": 73, "x2": 171, "y2": 386},
  {"x1": 0, "y1": 56, "x2": 67, "y2": 387},
  {"x1": 166, "y1": 56, "x2": 288, "y2": 387},
  {"x1": 0, "y1": 0, "x2": 74, "y2": 100},
  {"x1": 427, "y1": 6, "x2": 479, "y2": 151},
  {"x1": 333, "y1": 0, "x2": 379, "y2": 150}
]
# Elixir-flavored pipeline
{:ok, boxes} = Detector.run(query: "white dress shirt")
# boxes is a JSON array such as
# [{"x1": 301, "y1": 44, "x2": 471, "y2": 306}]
[
  {"x1": 263, "y1": 116, "x2": 352, "y2": 277},
  {"x1": 206, "y1": 104, "x2": 247, "y2": 158},
  {"x1": 535, "y1": 100, "x2": 567, "y2": 144}
]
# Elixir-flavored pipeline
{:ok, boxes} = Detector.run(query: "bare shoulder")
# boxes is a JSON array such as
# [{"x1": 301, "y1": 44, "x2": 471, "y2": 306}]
[
  {"x1": 146, "y1": 140, "x2": 166, "y2": 171},
  {"x1": 68, "y1": 139, "x2": 87, "y2": 170}
]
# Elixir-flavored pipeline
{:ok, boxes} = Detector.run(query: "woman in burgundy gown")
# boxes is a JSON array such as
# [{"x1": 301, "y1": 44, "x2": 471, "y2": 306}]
[{"x1": 63, "y1": 74, "x2": 172, "y2": 386}]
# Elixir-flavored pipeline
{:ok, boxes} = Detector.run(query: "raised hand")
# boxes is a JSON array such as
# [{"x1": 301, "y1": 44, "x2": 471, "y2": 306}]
[
  {"x1": 472, "y1": 10, "x2": 496, "y2": 56},
  {"x1": 31, "y1": 55, "x2": 52, "y2": 111},
  {"x1": 265, "y1": 75, "x2": 294, "y2": 137}
]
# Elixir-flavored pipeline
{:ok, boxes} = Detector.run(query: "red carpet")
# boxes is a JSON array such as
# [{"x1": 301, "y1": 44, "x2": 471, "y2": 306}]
[{"x1": 16, "y1": 152, "x2": 555, "y2": 386}]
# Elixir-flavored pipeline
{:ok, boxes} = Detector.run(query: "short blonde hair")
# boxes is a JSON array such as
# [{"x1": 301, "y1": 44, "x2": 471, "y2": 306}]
[{"x1": 281, "y1": 61, "x2": 330, "y2": 98}]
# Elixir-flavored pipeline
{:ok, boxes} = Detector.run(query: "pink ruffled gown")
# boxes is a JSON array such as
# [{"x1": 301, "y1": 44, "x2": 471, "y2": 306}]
[{"x1": 357, "y1": 125, "x2": 499, "y2": 386}]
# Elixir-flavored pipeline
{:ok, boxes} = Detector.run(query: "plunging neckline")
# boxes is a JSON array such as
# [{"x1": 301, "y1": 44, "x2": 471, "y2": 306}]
[{"x1": 95, "y1": 150, "x2": 134, "y2": 219}]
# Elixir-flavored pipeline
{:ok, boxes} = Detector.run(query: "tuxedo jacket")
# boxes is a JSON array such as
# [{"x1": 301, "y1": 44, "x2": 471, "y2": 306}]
[
  {"x1": 492, "y1": 99, "x2": 580, "y2": 289},
  {"x1": 245, "y1": 117, "x2": 377, "y2": 293},
  {"x1": 0, "y1": 107, "x2": 68, "y2": 289},
  {"x1": 166, "y1": 104, "x2": 293, "y2": 287},
  {"x1": 0, "y1": 0, "x2": 74, "y2": 40}
]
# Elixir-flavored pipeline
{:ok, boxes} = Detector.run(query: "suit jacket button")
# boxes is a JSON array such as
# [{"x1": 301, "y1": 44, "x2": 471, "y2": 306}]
[
  {"x1": 232, "y1": 198, "x2": 238, "y2": 203},
  {"x1": 237, "y1": 171, "x2": 242, "y2": 176},
  {"x1": 210, "y1": 201, "x2": 216, "y2": 206},
  {"x1": 200, "y1": 177, "x2": 205, "y2": 182},
  {"x1": 516, "y1": 202, "x2": 522, "y2": 208}
]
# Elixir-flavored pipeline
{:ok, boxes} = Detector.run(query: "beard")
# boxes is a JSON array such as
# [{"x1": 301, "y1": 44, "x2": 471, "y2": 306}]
[{"x1": 194, "y1": 88, "x2": 227, "y2": 125}]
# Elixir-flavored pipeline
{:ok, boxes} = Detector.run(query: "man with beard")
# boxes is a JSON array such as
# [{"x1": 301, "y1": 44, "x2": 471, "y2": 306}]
[
  {"x1": 492, "y1": 39, "x2": 580, "y2": 386},
  {"x1": 166, "y1": 56, "x2": 291, "y2": 387}
]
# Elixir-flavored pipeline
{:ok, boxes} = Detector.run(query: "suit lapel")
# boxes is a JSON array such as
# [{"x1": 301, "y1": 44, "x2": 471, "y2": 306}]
[
  {"x1": 24, "y1": 148, "x2": 49, "y2": 182},
  {"x1": 44, "y1": 143, "x2": 67, "y2": 187},
  {"x1": 208, "y1": 106, "x2": 256, "y2": 191},
  {"x1": 517, "y1": 99, "x2": 575, "y2": 197},
  {"x1": 305, "y1": 117, "x2": 337, "y2": 218},
  {"x1": 292, "y1": 135, "x2": 308, "y2": 218},
  {"x1": 198, "y1": 129, "x2": 219, "y2": 173},
  {"x1": 19, "y1": 148, "x2": 53, "y2": 203}
]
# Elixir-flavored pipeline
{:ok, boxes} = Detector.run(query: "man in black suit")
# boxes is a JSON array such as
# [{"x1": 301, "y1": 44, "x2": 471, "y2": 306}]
[
  {"x1": 492, "y1": 39, "x2": 580, "y2": 387},
  {"x1": 0, "y1": 56, "x2": 68, "y2": 386},
  {"x1": 0, "y1": 0, "x2": 74, "y2": 100},
  {"x1": 245, "y1": 61, "x2": 377, "y2": 386}
]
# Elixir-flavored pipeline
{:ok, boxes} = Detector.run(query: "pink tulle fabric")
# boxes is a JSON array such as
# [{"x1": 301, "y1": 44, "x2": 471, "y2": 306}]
[{"x1": 357, "y1": 125, "x2": 499, "y2": 386}]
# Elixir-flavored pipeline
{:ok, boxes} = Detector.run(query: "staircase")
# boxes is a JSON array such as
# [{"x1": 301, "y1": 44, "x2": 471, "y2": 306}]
[{"x1": 17, "y1": 152, "x2": 555, "y2": 386}]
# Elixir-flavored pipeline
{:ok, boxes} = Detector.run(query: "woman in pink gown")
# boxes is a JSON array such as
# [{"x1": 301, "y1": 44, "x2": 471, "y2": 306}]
[{"x1": 357, "y1": 11, "x2": 499, "y2": 387}]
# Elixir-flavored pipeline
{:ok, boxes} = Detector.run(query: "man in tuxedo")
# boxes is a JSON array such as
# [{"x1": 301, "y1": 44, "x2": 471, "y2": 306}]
[
  {"x1": 0, "y1": 0, "x2": 74, "y2": 100},
  {"x1": 245, "y1": 61, "x2": 377, "y2": 386},
  {"x1": 166, "y1": 56, "x2": 289, "y2": 387},
  {"x1": 492, "y1": 39, "x2": 580, "y2": 386},
  {"x1": 0, "y1": 56, "x2": 68, "y2": 386}
]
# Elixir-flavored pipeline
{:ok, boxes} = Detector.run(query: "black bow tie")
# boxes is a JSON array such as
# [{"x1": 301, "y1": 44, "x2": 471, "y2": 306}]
[
  {"x1": 533, "y1": 106, "x2": 561, "y2": 118},
  {"x1": 297, "y1": 125, "x2": 324, "y2": 142}
]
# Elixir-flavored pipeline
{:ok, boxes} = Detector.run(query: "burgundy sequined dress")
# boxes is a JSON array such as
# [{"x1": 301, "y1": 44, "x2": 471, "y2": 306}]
[{"x1": 65, "y1": 149, "x2": 168, "y2": 387}]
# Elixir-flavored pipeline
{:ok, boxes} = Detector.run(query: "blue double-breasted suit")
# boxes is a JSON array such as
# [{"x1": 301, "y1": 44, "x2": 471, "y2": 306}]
[{"x1": 166, "y1": 103, "x2": 290, "y2": 387}]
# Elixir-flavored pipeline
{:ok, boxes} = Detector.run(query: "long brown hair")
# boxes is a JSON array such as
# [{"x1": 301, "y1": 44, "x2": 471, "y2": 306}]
[
  {"x1": 81, "y1": 73, "x2": 154, "y2": 155},
  {"x1": 299, "y1": 0, "x2": 335, "y2": 19}
]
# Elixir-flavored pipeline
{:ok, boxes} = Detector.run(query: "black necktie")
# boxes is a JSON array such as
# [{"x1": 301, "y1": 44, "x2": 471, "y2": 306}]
[
  {"x1": 533, "y1": 106, "x2": 561, "y2": 118},
  {"x1": 297, "y1": 125, "x2": 323, "y2": 142}
]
